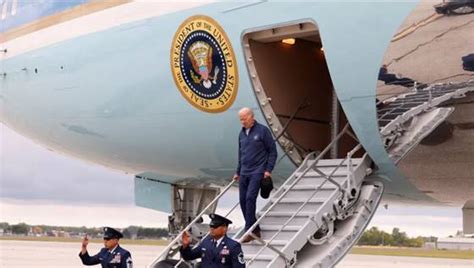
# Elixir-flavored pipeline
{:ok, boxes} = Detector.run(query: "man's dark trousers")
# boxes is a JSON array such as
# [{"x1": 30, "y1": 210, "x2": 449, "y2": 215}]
[{"x1": 239, "y1": 173, "x2": 262, "y2": 233}]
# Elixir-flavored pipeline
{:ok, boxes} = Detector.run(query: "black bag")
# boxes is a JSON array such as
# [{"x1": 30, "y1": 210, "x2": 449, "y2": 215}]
[
  {"x1": 260, "y1": 176, "x2": 274, "y2": 199},
  {"x1": 462, "y1": 53, "x2": 474, "y2": 71}
]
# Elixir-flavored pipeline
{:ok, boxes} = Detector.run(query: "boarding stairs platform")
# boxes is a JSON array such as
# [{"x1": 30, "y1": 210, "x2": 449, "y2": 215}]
[
  {"x1": 234, "y1": 124, "x2": 382, "y2": 267},
  {"x1": 151, "y1": 124, "x2": 384, "y2": 268},
  {"x1": 378, "y1": 80, "x2": 474, "y2": 163},
  {"x1": 236, "y1": 153, "x2": 382, "y2": 267}
]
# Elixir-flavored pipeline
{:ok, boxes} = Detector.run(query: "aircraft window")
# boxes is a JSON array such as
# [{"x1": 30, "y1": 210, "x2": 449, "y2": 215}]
[
  {"x1": 1, "y1": 0, "x2": 8, "y2": 20},
  {"x1": 11, "y1": 0, "x2": 16, "y2": 16}
]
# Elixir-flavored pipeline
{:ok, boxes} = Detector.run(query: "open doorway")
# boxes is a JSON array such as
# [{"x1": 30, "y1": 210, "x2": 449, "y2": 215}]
[{"x1": 242, "y1": 21, "x2": 359, "y2": 165}]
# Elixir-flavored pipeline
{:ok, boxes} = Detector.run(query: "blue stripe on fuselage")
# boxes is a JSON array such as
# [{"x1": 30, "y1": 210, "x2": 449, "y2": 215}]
[{"x1": 1, "y1": 0, "x2": 90, "y2": 33}]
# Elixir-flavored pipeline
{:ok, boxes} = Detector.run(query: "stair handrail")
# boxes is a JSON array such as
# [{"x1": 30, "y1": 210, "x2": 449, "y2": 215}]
[
  {"x1": 231, "y1": 152, "x2": 315, "y2": 241},
  {"x1": 234, "y1": 123, "x2": 351, "y2": 240},
  {"x1": 274, "y1": 98, "x2": 311, "y2": 141},
  {"x1": 378, "y1": 81, "x2": 474, "y2": 136},
  {"x1": 246, "y1": 160, "x2": 344, "y2": 266},
  {"x1": 234, "y1": 123, "x2": 356, "y2": 263},
  {"x1": 347, "y1": 144, "x2": 363, "y2": 175},
  {"x1": 241, "y1": 152, "x2": 317, "y2": 263},
  {"x1": 151, "y1": 179, "x2": 237, "y2": 267},
  {"x1": 170, "y1": 201, "x2": 241, "y2": 268},
  {"x1": 245, "y1": 138, "x2": 365, "y2": 265}
]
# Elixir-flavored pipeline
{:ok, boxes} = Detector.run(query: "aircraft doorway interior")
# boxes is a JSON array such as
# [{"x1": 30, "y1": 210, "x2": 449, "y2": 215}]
[{"x1": 242, "y1": 21, "x2": 359, "y2": 165}]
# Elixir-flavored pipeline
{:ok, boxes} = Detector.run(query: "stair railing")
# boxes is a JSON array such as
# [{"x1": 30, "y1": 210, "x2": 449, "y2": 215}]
[
  {"x1": 235, "y1": 123, "x2": 363, "y2": 265},
  {"x1": 246, "y1": 147, "x2": 366, "y2": 266},
  {"x1": 150, "y1": 179, "x2": 238, "y2": 267}
]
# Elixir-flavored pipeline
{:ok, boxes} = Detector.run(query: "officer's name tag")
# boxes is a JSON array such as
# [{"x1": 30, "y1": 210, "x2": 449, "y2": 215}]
[{"x1": 220, "y1": 248, "x2": 230, "y2": 255}]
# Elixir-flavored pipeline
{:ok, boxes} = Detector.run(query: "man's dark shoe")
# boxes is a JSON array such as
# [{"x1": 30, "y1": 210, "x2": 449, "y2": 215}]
[
  {"x1": 241, "y1": 230, "x2": 261, "y2": 243},
  {"x1": 254, "y1": 230, "x2": 261, "y2": 238},
  {"x1": 241, "y1": 235, "x2": 253, "y2": 243}
]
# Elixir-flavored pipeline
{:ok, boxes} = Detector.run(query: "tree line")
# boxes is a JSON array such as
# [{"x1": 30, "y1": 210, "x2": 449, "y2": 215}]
[
  {"x1": 0, "y1": 222, "x2": 168, "y2": 239},
  {"x1": 357, "y1": 227, "x2": 437, "y2": 247},
  {"x1": 1, "y1": 222, "x2": 437, "y2": 246}
]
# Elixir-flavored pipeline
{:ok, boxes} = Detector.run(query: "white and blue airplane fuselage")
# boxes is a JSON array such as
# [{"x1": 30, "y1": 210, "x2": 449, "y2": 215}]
[{"x1": 1, "y1": 0, "x2": 471, "y2": 215}]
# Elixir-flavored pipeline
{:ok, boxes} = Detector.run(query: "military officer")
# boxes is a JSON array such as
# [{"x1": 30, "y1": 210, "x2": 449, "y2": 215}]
[
  {"x1": 180, "y1": 214, "x2": 246, "y2": 267},
  {"x1": 79, "y1": 227, "x2": 133, "y2": 268}
]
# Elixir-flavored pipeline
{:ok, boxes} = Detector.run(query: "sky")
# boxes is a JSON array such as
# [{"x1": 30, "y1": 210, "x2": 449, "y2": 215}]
[{"x1": 0, "y1": 123, "x2": 464, "y2": 238}]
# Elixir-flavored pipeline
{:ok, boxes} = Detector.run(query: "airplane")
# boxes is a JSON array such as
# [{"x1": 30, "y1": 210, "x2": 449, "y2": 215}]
[{"x1": 1, "y1": 0, "x2": 473, "y2": 267}]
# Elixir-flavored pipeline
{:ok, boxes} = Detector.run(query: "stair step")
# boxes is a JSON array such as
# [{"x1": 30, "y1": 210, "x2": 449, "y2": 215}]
[
  {"x1": 270, "y1": 201, "x2": 323, "y2": 213},
  {"x1": 296, "y1": 169, "x2": 349, "y2": 178},
  {"x1": 242, "y1": 243, "x2": 284, "y2": 256},
  {"x1": 234, "y1": 154, "x2": 378, "y2": 267},
  {"x1": 260, "y1": 215, "x2": 309, "y2": 226},
  {"x1": 248, "y1": 257, "x2": 287, "y2": 268},
  {"x1": 272, "y1": 197, "x2": 327, "y2": 204},
  {"x1": 246, "y1": 259, "x2": 272, "y2": 267},
  {"x1": 282, "y1": 184, "x2": 339, "y2": 191},
  {"x1": 261, "y1": 229, "x2": 299, "y2": 240},
  {"x1": 259, "y1": 211, "x2": 316, "y2": 217},
  {"x1": 245, "y1": 253, "x2": 276, "y2": 261},
  {"x1": 246, "y1": 239, "x2": 287, "y2": 246},
  {"x1": 301, "y1": 174, "x2": 346, "y2": 180},
  {"x1": 242, "y1": 239, "x2": 287, "y2": 248},
  {"x1": 287, "y1": 182, "x2": 385, "y2": 267},
  {"x1": 306, "y1": 158, "x2": 363, "y2": 167},
  {"x1": 260, "y1": 225, "x2": 302, "y2": 231},
  {"x1": 282, "y1": 188, "x2": 336, "y2": 200},
  {"x1": 295, "y1": 176, "x2": 347, "y2": 186}
]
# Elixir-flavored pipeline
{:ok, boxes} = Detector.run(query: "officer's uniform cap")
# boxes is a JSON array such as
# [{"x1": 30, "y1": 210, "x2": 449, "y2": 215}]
[
  {"x1": 103, "y1": 227, "x2": 123, "y2": 239},
  {"x1": 209, "y1": 213, "x2": 232, "y2": 228}
]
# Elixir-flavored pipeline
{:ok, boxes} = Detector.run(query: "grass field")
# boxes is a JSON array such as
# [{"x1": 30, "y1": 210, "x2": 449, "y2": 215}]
[{"x1": 351, "y1": 246, "x2": 474, "y2": 260}]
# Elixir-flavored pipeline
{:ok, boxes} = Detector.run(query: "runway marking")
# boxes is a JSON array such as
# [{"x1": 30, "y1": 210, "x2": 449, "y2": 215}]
[
  {"x1": 391, "y1": 13, "x2": 444, "y2": 42},
  {"x1": 388, "y1": 19, "x2": 474, "y2": 66}
]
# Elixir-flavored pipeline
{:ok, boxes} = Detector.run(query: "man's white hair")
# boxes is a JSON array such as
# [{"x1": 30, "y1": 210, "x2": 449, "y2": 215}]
[{"x1": 238, "y1": 107, "x2": 254, "y2": 117}]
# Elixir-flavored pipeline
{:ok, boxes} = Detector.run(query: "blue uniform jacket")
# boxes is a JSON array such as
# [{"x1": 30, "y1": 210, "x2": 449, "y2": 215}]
[
  {"x1": 180, "y1": 235, "x2": 245, "y2": 267},
  {"x1": 79, "y1": 245, "x2": 133, "y2": 268},
  {"x1": 237, "y1": 121, "x2": 277, "y2": 176}
]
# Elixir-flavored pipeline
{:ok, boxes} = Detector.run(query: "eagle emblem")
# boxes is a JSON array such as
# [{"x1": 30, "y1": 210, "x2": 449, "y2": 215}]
[
  {"x1": 187, "y1": 41, "x2": 220, "y2": 89},
  {"x1": 171, "y1": 15, "x2": 238, "y2": 113}
]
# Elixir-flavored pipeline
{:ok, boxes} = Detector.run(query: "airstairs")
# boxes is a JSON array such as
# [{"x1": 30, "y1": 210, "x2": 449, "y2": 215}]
[
  {"x1": 151, "y1": 124, "x2": 384, "y2": 268},
  {"x1": 378, "y1": 80, "x2": 474, "y2": 162},
  {"x1": 236, "y1": 151, "x2": 382, "y2": 267},
  {"x1": 150, "y1": 81, "x2": 473, "y2": 268}
]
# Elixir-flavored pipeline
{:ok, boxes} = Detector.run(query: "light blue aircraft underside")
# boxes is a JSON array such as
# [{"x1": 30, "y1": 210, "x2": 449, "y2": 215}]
[{"x1": 1, "y1": 0, "x2": 473, "y2": 228}]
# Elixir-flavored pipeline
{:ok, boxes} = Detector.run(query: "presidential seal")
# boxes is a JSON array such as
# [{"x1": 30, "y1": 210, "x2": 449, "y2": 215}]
[{"x1": 171, "y1": 15, "x2": 238, "y2": 113}]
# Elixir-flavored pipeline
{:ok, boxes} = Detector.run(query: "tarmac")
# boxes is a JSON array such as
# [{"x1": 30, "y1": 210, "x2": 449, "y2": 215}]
[
  {"x1": 377, "y1": 0, "x2": 474, "y2": 205},
  {"x1": 1, "y1": 240, "x2": 473, "y2": 268},
  {"x1": 339, "y1": 254, "x2": 473, "y2": 268}
]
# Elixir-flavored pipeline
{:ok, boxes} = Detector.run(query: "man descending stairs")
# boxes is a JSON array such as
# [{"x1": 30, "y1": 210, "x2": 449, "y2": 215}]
[
  {"x1": 150, "y1": 82, "x2": 472, "y2": 268},
  {"x1": 235, "y1": 139, "x2": 382, "y2": 267},
  {"x1": 151, "y1": 123, "x2": 384, "y2": 268}
]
